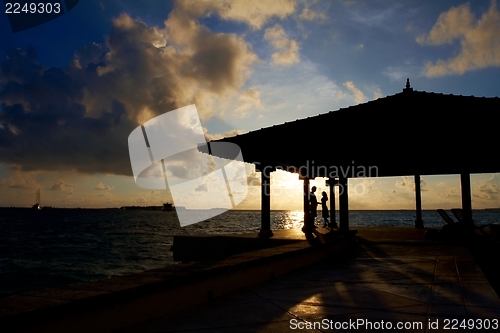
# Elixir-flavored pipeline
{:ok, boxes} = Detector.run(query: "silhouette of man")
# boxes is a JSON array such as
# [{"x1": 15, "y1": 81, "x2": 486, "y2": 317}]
[{"x1": 309, "y1": 186, "x2": 319, "y2": 226}]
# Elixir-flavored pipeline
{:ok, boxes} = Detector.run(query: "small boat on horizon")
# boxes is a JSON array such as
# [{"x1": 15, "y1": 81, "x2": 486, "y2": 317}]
[{"x1": 32, "y1": 189, "x2": 41, "y2": 210}]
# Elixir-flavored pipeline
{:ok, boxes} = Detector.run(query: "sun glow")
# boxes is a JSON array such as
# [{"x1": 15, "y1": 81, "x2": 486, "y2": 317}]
[{"x1": 274, "y1": 169, "x2": 301, "y2": 189}]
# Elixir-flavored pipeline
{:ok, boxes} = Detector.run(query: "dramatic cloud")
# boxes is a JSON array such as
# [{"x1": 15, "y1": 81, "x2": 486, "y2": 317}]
[
  {"x1": 0, "y1": 2, "x2": 259, "y2": 175},
  {"x1": 417, "y1": 2, "x2": 500, "y2": 76},
  {"x1": 264, "y1": 25, "x2": 300, "y2": 65}
]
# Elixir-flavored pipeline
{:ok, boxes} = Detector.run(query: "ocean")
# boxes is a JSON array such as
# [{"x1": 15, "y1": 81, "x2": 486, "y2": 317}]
[{"x1": 1, "y1": 208, "x2": 498, "y2": 297}]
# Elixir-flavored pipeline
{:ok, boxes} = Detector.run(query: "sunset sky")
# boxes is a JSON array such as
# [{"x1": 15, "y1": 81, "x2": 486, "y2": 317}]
[{"x1": 1, "y1": 0, "x2": 499, "y2": 210}]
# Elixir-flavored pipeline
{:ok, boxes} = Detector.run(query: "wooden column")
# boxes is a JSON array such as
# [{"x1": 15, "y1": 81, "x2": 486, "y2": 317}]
[
  {"x1": 258, "y1": 167, "x2": 273, "y2": 238},
  {"x1": 460, "y1": 173, "x2": 473, "y2": 227},
  {"x1": 339, "y1": 176, "x2": 349, "y2": 232},
  {"x1": 301, "y1": 177, "x2": 311, "y2": 233},
  {"x1": 328, "y1": 177, "x2": 337, "y2": 228},
  {"x1": 414, "y1": 174, "x2": 424, "y2": 228}
]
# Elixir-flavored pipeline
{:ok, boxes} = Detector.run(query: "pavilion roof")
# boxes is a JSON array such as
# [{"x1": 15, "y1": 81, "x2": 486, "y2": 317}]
[{"x1": 211, "y1": 83, "x2": 500, "y2": 178}]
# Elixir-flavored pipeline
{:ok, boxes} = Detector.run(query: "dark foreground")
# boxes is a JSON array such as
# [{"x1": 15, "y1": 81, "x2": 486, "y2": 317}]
[
  {"x1": 119, "y1": 227, "x2": 500, "y2": 333},
  {"x1": 2, "y1": 227, "x2": 500, "y2": 333}
]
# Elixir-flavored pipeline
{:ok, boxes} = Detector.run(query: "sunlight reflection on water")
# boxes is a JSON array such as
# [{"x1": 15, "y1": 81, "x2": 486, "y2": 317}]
[{"x1": 273, "y1": 210, "x2": 304, "y2": 230}]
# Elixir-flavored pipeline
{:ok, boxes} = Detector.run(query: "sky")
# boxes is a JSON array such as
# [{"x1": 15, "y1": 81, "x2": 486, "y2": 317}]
[{"x1": 0, "y1": 0, "x2": 499, "y2": 210}]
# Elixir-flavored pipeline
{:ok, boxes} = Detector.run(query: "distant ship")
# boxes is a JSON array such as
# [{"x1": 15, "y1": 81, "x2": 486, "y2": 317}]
[
  {"x1": 163, "y1": 203, "x2": 173, "y2": 211},
  {"x1": 32, "y1": 189, "x2": 41, "y2": 210},
  {"x1": 162, "y1": 203, "x2": 185, "y2": 211},
  {"x1": 118, "y1": 203, "x2": 183, "y2": 211}
]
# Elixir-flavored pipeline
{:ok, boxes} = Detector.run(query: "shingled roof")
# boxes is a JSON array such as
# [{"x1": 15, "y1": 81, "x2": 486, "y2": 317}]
[{"x1": 212, "y1": 82, "x2": 500, "y2": 178}]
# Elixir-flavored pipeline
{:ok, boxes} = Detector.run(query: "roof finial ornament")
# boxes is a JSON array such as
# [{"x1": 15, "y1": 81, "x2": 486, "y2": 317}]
[{"x1": 403, "y1": 78, "x2": 413, "y2": 93}]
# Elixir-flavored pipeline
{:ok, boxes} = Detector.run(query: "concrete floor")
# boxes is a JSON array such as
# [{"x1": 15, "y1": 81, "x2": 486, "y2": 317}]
[{"x1": 120, "y1": 227, "x2": 500, "y2": 332}]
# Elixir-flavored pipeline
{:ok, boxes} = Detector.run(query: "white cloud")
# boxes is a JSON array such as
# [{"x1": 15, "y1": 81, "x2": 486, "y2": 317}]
[
  {"x1": 233, "y1": 88, "x2": 264, "y2": 117},
  {"x1": 373, "y1": 88, "x2": 383, "y2": 99},
  {"x1": 176, "y1": 0, "x2": 296, "y2": 30},
  {"x1": 382, "y1": 66, "x2": 411, "y2": 82},
  {"x1": 49, "y1": 179, "x2": 74, "y2": 192},
  {"x1": 264, "y1": 24, "x2": 300, "y2": 66},
  {"x1": 204, "y1": 129, "x2": 245, "y2": 141},
  {"x1": 350, "y1": 5, "x2": 399, "y2": 28},
  {"x1": 344, "y1": 81, "x2": 366, "y2": 104},
  {"x1": 299, "y1": 7, "x2": 327, "y2": 22},
  {"x1": 417, "y1": 1, "x2": 500, "y2": 76},
  {"x1": 241, "y1": 60, "x2": 344, "y2": 127}
]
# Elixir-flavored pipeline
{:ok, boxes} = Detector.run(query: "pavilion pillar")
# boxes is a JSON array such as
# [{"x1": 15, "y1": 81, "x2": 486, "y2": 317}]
[
  {"x1": 414, "y1": 174, "x2": 424, "y2": 228},
  {"x1": 301, "y1": 177, "x2": 312, "y2": 232},
  {"x1": 460, "y1": 173, "x2": 474, "y2": 227},
  {"x1": 339, "y1": 176, "x2": 349, "y2": 232},
  {"x1": 258, "y1": 167, "x2": 274, "y2": 238},
  {"x1": 327, "y1": 177, "x2": 337, "y2": 228}
]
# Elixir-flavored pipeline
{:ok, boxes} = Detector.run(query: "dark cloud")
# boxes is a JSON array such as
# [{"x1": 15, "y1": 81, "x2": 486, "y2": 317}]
[
  {"x1": 0, "y1": 44, "x2": 137, "y2": 175},
  {"x1": 0, "y1": 7, "x2": 256, "y2": 176}
]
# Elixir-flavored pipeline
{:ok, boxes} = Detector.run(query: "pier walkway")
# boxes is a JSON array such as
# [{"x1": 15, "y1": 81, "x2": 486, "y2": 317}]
[{"x1": 120, "y1": 227, "x2": 500, "y2": 333}]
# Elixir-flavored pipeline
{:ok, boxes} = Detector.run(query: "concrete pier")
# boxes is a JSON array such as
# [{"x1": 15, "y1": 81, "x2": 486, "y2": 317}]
[
  {"x1": 1, "y1": 227, "x2": 499, "y2": 333},
  {"x1": 121, "y1": 227, "x2": 500, "y2": 332}
]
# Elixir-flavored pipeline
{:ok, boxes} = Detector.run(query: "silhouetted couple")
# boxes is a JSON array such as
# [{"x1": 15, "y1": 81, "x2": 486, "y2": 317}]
[{"x1": 310, "y1": 186, "x2": 337, "y2": 228}]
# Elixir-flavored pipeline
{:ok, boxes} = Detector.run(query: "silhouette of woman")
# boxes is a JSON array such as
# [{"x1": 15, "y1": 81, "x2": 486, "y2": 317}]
[{"x1": 321, "y1": 191, "x2": 330, "y2": 228}]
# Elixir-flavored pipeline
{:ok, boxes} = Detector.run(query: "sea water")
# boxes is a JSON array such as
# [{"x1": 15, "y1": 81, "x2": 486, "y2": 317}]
[{"x1": 0, "y1": 208, "x2": 498, "y2": 296}]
